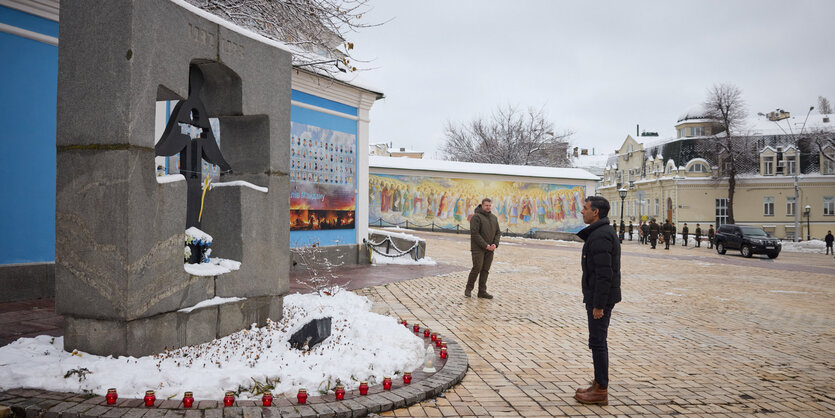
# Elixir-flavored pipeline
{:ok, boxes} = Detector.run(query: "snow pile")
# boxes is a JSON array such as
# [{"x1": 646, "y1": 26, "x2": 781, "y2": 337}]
[
  {"x1": 369, "y1": 228, "x2": 425, "y2": 242},
  {"x1": 184, "y1": 258, "x2": 241, "y2": 276},
  {"x1": 185, "y1": 227, "x2": 213, "y2": 244},
  {"x1": 372, "y1": 253, "x2": 437, "y2": 266},
  {"x1": 780, "y1": 239, "x2": 827, "y2": 253},
  {"x1": 0, "y1": 290, "x2": 425, "y2": 399}
]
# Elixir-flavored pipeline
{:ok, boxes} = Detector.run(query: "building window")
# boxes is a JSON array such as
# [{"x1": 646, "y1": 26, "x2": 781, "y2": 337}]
[
  {"x1": 654, "y1": 199, "x2": 659, "y2": 216},
  {"x1": 715, "y1": 198, "x2": 728, "y2": 226},
  {"x1": 689, "y1": 126, "x2": 705, "y2": 136},
  {"x1": 763, "y1": 156, "x2": 775, "y2": 175},
  {"x1": 825, "y1": 197, "x2": 835, "y2": 216},
  {"x1": 763, "y1": 197, "x2": 774, "y2": 216},
  {"x1": 678, "y1": 128, "x2": 684, "y2": 138},
  {"x1": 786, "y1": 197, "x2": 795, "y2": 216},
  {"x1": 823, "y1": 157, "x2": 835, "y2": 175},
  {"x1": 784, "y1": 155, "x2": 796, "y2": 175},
  {"x1": 688, "y1": 163, "x2": 707, "y2": 173}
]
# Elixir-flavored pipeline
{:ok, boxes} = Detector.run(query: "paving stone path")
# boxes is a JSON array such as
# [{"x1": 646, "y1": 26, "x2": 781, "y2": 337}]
[{"x1": 353, "y1": 231, "x2": 835, "y2": 417}]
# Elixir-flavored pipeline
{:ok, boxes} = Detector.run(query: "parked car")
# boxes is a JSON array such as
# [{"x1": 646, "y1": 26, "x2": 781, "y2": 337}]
[{"x1": 714, "y1": 224, "x2": 781, "y2": 259}]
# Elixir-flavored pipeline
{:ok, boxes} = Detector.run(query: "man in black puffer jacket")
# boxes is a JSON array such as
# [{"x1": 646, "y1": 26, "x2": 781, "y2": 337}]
[{"x1": 574, "y1": 196, "x2": 621, "y2": 406}]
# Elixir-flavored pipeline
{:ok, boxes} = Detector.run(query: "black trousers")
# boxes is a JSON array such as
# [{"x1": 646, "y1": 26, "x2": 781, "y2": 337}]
[
  {"x1": 466, "y1": 250, "x2": 494, "y2": 293},
  {"x1": 682, "y1": 235, "x2": 688, "y2": 246},
  {"x1": 586, "y1": 305, "x2": 612, "y2": 388},
  {"x1": 827, "y1": 244, "x2": 833, "y2": 255},
  {"x1": 664, "y1": 235, "x2": 670, "y2": 249},
  {"x1": 695, "y1": 236, "x2": 701, "y2": 247},
  {"x1": 708, "y1": 237, "x2": 714, "y2": 249},
  {"x1": 650, "y1": 238, "x2": 657, "y2": 248}
]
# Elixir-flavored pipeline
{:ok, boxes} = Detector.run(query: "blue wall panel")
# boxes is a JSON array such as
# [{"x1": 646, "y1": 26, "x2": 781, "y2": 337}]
[
  {"x1": 289, "y1": 90, "x2": 358, "y2": 248},
  {"x1": 0, "y1": 9, "x2": 58, "y2": 264}
]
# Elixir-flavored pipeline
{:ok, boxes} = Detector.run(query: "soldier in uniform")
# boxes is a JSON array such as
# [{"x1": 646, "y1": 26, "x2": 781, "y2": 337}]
[
  {"x1": 648, "y1": 219, "x2": 660, "y2": 249},
  {"x1": 662, "y1": 220, "x2": 673, "y2": 250},
  {"x1": 707, "y1": 224, "x2": 715, "y2": 249},
  {"x1": 628, "y1": 221, "x2": 634, "y2": 241},
  {"x1": 641, "y1": 222, "x2": 650, "y2": 245},
  {"x1": 682, "y1": 223, "x2": 689, "y2": 246},
  {"x1": 670, "y1": 222, "x2": 676, "y2": 245},
  {"x1": 695, "y1": 224, "x2": 702, "y2": 248}
]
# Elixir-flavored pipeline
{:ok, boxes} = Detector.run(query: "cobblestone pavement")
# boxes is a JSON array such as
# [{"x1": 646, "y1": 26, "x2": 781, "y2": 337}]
[{"x1": 355, "y1": 231, "x2": 835, "y2": 417}]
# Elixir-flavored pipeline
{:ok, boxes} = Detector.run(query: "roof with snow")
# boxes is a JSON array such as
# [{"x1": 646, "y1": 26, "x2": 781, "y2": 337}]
[
  {"x1": 369, "y1": 156, "x2": 599, "y2": 181},
  {"x1": 677, "y1": 103, "x2": 713, "y2": 123}
]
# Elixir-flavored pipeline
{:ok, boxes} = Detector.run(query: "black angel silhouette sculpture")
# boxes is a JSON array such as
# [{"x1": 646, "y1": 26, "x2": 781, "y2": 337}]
[{"x1": 155, "y1": 65, "x2": 232, "y2": 229}]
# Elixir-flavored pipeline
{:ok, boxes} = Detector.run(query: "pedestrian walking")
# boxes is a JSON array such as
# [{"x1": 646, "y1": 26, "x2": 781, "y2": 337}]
[
  {"x1": 628, "y1": 221, "x2": 634, "y2": 241},
  {"x1": 695, "y1": 224, "x2": 702, "y2": 248},
  {"x1": 641, "y1": 222, "x2": 650, "y2": 245},
  {"x1": 707, "y1": 225, "x2": 715, "y2": 249},
  {"x1": 662, "y1": 220, "x2": 673, "y2": 250},
  {"x1": 465, "y1": 198, "x2": 501, "y2": 299},
  {"x1": 648, "y1": 219, "x2": 660, "y2": 249},
  {"x1": 825, "y1": 230, "x2": 834, "y2": 255},
  {"x1": 574, "y1": 196, "x2": 621, "y2": 406},
  {"x1": 682, "y1": 223, "x2": 689, "y2": 246}
]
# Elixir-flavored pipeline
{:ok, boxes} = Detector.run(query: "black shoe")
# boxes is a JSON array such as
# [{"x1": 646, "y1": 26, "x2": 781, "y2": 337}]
[
  {"x1": 477, "y1": 292, "x2": 493, "y2": 299},
  {"x1": 464, "y1": 288, "x2": 472, "y2": 298}
]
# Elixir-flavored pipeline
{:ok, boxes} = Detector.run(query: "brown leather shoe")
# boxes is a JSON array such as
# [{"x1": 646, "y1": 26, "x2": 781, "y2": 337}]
[
  {"x1": 477, "y1": 292, "x2": 493, "y2": 299},
  {"x1": 575, "y1": 380, "x2": 599, "y2": 394},
  {"x1": 574, "y1": 384, "x2": 608, "y2": 405}
]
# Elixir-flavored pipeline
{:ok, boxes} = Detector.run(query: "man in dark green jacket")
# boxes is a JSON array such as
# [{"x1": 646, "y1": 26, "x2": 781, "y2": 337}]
[
  {"x1": 662, "y1": 220, "x2": 674, "y2": 250},
  {"x1": 682, "y1": 223, "x2": 689, "y2": 246},
  {"x1": 574, "y1": 196, "x2": 621, "y2": 406},
  {"x1": 466, "y1": 198, "x2": 501, "y2": 299},
  {"x1": 648, "y1": 219, "x2": 660, "y2": 249}
]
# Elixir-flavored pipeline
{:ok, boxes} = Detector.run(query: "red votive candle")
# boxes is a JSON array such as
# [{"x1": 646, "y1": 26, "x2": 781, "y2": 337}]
[
  {"x1": 223, "y1": 391, "x2": 235, "y2": 407},
  {"x1": 401, "y1": 319, "x2": 407, "y2": 327},
  {"x1": 440, "y1": 347, "x2": 448, "y2": 359},
  {"x1": 261, "y1": 392, "x2": 273, "y2": 407},
  {"x1": 403, "y1": 372, "x2": 412, "y2": 385},
  {"x1": 424, "y1": 329, "x2": 431, "y2": 338},
  {"x1": 335, "y1": 385, "x2": 345, "y2": 400},
  {"x1": 182, "y1": 392, "x2": 194, "y2": 408},
  {"x1": 297, "y1": 389, "x2": 308, "y2": 404},
  {"x1": 431, "y1": 332, "x2": 437, "y2": 342},
  {"x1": 144, "y1": 390, "x2": 156, "y2": 407},
  {"x1": 359, "y1": 381, "x2": 369, "y2": 395},
  {"x1": 105, "y1": 388, "x2": 118, "y2": 405},
  {"x1": 435, "y1": 337, "x2": 443, "y2": 347},
  {"x1": 383, "y1": 377, "x2": 392, "y2": 390}
]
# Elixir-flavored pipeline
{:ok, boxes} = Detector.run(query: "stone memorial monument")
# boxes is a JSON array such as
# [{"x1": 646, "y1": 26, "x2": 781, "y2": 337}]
[{"x1": 55, "y1": 0, "x2": 291, "y2": 357}]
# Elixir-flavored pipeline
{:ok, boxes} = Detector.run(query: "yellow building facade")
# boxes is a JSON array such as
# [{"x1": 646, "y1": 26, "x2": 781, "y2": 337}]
[{"x1": 599, "y1": 109, "x2": 835, "y2": 240}]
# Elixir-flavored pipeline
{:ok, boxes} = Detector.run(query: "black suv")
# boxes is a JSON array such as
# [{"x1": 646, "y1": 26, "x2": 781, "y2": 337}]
[{"x1": 714, "y1": 224, "x2": 781, "y2": 259}]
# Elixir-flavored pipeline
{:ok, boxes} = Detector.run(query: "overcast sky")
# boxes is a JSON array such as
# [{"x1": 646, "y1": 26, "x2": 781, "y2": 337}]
[{"x1": 348, "y1": 0, "x2": 835, "y2": 159}]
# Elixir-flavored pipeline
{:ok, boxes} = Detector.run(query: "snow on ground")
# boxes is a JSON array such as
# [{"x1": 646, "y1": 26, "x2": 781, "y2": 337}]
[
  {"x1": 780, "y1": 239, "x2": 827, "y2": 253},
  {"x1": 369, "y1": 228, "x2": 425, "y2": 242},
  {"x1": 372, "y1": 253, "x2": 437, "y2": 266},
  {"x1": 0, "y1": 290, "x2": 424, "y2": 399},
  {"x1": 184, "y1": 258, "x2": 241, "y2": 276}
]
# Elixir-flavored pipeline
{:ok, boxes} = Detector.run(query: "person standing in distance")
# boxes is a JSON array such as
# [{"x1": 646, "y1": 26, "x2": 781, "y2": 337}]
[
  {"x1": 575, "y1": 196, "x2": 621, "y2": 405},
  {"x1": 465, "y1": 198, "x2": 501, "y2": 299},
  {"x1": 825, "y1": 230, "x2": 834, "y2": 255},
  {"x1": 662, "y1": 219, "x2": 674, "y2": 250}
]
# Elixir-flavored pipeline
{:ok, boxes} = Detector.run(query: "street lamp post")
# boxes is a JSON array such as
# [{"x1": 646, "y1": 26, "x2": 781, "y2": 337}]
[
  {"x1": 619, "y1": 188, "x2": 628, "y2": 242},
  {"x1": 804, "y1": 205, "x2": 811, "y2": 241}
]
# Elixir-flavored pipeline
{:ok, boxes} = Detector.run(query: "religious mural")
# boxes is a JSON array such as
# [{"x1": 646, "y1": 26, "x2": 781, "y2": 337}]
[
  {"x1": 290, "y1": 122, "x2": 356, "y2": 231},
  {"x1": 369, "y1": 174, "x2": 587, "y2": 234}
]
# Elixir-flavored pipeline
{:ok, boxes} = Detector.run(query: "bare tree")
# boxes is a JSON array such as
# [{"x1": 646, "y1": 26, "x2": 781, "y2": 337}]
[
  {"x1": 440, "y1": 105, "x2": 574, "y2": 167},
  {"x1": 184, "y1": 0, "x2": 381, "y2": 75},
  {"x1": 703, "y1": 84, "x2": 747, "y2": 224},
  {"x1": 810, "y1": 126, "x2": 835, "y2": 163},
  {"x1": 818, "y1": 96, "x2": 832, "y2": 115}
]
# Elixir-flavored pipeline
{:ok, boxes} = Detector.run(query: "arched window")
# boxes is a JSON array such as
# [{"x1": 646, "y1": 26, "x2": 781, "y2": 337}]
[{"x1": 688, "y1": 163, "x2": 707, "y2": 173}]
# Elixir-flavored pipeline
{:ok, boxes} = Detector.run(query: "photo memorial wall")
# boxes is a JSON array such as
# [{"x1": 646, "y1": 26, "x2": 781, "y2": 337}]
[
  {"x1": 290, "y1": 122, "x2": 356, "y2": 231},
  {"x1": 369, "y1": 174, "x2": 587, "y2": 234}
]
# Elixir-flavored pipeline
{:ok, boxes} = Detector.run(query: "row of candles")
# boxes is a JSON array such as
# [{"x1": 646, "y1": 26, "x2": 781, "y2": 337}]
[{"x1": 103, "y1": 321, "x2": 447, "y2": 408}]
